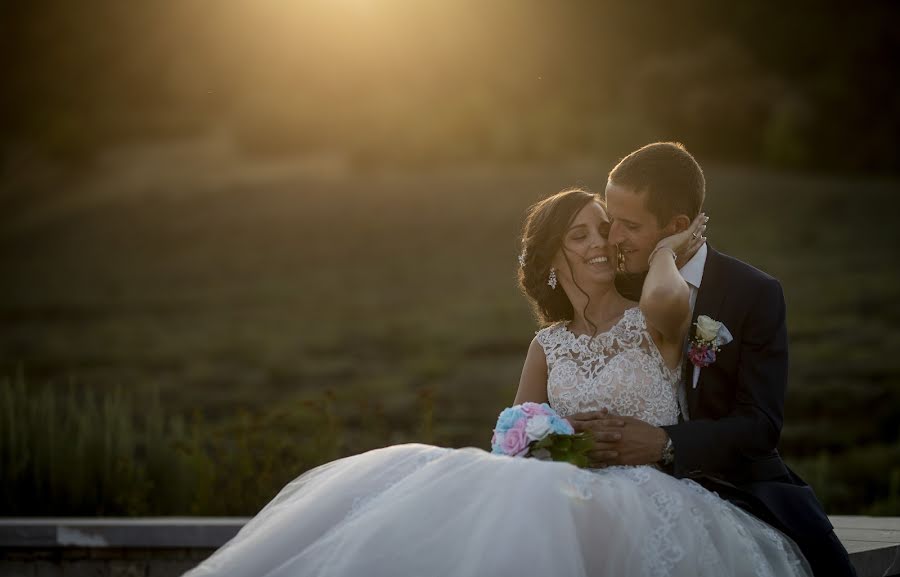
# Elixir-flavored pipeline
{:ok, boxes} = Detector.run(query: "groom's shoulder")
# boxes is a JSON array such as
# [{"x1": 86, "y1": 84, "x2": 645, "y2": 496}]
[{"x1": 712, "y1": 249, "x2": 781, "y2": 289}]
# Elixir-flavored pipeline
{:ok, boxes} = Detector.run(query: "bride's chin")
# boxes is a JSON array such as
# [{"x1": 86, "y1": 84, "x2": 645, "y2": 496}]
[{"x1": 576, "y1": 272, "x2": 615, "y2": 288}]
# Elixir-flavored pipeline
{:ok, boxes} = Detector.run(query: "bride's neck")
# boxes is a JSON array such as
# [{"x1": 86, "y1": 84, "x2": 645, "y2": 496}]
[{"x1": 566, "y1": 285, "x2": 631, "y2": 335}]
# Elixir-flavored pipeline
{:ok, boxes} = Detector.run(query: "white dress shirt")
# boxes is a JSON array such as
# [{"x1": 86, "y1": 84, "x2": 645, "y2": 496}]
[{"x1": 676, "y1": 242, "x2": 709, "y2": 420}]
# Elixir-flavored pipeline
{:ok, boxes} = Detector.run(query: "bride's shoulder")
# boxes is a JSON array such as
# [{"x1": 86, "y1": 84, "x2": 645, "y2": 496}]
[
  {"x1": 534, "y1": 321, "x2": 569, "y2": 350},
  {"x1": 616, "y1": 305, "x2": 653, "y2": 338},
  {"x1": 622, "y1": 303, "x2": 641, "y2": 315},
  {"x1": 623, "y1": 304, "x2": 645, "y2": 323},
  {"x1": 536, "y1": 321, "x2": 568, "y2": 337}
]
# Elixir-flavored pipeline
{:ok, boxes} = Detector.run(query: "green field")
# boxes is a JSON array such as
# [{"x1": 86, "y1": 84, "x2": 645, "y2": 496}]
[{"x1": 2, "y1": 144, "x2": 899, "y2": 515}]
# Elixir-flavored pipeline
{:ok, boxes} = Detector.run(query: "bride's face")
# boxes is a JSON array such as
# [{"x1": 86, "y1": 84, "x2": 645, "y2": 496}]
[{"x1": 552, "y1": 201, "x2": 616, "y2": 291}]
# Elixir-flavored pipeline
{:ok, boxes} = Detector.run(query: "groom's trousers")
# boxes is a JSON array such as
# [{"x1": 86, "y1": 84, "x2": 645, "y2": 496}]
[
  {"x1": 792, "y1": 529, "x2": 858, "y2": 577},
  {"x1": 712, "y1": 478, "x2": 857, "y2": 577}
]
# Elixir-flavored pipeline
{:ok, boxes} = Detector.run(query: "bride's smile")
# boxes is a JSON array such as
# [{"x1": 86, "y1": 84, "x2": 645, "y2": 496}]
[{"x1": 553, "y1": 200, "x2": 617, "y2": 290}]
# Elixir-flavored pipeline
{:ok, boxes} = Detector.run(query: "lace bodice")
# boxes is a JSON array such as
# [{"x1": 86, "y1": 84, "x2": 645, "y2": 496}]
[{"x1": 536, "y1": 307, "x2": 681, "y2": 427}]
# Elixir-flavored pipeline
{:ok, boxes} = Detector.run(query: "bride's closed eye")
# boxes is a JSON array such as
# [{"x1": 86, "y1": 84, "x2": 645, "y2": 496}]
[{"x1": 569, "y1": 225, "x2": 609, "y2": 242}]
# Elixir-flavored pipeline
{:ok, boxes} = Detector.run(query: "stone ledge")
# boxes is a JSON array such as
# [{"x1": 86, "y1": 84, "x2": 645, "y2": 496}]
[
  {"x1": 832, "y1": 516, "x2": 900, "y2": 577},
  {"x1": 0, "y1": 518, "x2": 247, "y2": 549},
  {"x1": 0, "y1": 516, "x2": 897, "y2": 577}
]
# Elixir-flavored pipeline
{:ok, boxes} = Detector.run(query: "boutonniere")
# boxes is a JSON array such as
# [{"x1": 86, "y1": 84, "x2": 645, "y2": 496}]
[{"x1": 688, "y1": 315, "x2": 733, "y2": 368}]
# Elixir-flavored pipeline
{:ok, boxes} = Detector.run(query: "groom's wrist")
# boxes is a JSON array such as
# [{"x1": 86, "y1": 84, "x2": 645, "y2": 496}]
[{"x1": 659, "y1": 432, "x2": 675, "y2": 465}]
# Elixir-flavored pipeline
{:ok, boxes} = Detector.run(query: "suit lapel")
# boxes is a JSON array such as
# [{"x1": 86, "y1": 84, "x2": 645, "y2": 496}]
[{"x1": 686, "y1": 246, "x2": 727, "y2": 416}]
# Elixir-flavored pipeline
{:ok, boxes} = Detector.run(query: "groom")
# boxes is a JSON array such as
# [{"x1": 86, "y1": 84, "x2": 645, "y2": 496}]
[{"x1": 570, "y1": 142, "x2": 855, "y2": 577}]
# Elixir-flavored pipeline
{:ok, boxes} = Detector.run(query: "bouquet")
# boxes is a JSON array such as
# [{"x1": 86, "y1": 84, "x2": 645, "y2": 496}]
[{"x1": 490, "y1": 402, "x2": 592, "y2": 467}]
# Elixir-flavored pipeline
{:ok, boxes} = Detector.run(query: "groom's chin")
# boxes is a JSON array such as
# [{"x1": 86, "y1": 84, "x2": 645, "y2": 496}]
[
  {"x1": 614, "y1": 270, "x2": 648, "y2": 301},
  {"x1": 620, "y1": 258, "x2": 650, "y2": 276},
  {"x1": 618, "y1": 251, "x2": 647, "y2": 275}
]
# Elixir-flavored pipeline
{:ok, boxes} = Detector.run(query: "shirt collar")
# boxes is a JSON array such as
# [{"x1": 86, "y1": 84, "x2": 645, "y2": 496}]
[{"x1": 679, "y1": 242, "x2": 708, "y2": 289}]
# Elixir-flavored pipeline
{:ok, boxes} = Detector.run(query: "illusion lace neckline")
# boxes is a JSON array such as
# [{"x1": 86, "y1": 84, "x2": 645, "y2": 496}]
[
  {"x1": 556, "y1": 306, "x2": 680, "y2": 381},
  {"x1": 561, "y1": 306, "x2": 640, "y2": 340}
]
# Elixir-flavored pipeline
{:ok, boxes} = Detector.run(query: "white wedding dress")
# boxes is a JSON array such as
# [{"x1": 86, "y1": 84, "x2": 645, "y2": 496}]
[{"x1": 185, "y1": 307, "x2": 811, "y2": 577}]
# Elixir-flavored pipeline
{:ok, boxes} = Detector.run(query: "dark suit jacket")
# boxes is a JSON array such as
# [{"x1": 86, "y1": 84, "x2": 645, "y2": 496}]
[{"x1": 660, "y1": 246, "x2": 833, "y2": 540}]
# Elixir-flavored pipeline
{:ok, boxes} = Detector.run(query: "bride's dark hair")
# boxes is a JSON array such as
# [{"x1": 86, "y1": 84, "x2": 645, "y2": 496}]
[{"x1": 518, "y1": 188, "x2": 603, "y2": 329}]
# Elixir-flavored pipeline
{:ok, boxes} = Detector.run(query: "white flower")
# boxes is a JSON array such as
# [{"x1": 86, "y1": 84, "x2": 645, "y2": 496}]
[
  {"x1": 525, "y1": 415, "x2": 553, "y2": 442},
  {"x1": 695, "y1": 315, "x2": 722, "y2": 342}
]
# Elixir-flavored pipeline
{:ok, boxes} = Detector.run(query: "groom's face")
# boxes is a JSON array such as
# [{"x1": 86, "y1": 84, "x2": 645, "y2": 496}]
[{"x1": 605, "y1": 181, "x2": 670, "y2": 274}]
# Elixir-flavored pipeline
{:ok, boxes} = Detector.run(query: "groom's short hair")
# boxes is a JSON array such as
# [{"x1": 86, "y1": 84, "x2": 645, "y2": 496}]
[{"x1": 607, "y1": 142, "x2": 705, "y2": 227}]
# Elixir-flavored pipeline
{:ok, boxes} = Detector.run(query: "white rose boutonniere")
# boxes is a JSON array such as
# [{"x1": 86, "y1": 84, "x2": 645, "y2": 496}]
[
  {"x1": 688, "y1": 315, "x2": 733, "y2": 368},
  {"x1": 695, "y1": 316, "x2": 722, "y2": 341}
]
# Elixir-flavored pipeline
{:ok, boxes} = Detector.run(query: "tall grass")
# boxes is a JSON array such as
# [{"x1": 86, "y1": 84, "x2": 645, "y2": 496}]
[
  {"x1": 0, "y1": 371, "x2": 436, "y2": 515},
  {"x1": 1, "y1": 370, "x2": 195, "y2": 514},
  {"x1": 786, "y1": 442, "x2": 900, "y2": 516},
  {"x1": 4, "y1": 365, "x2": 899, "y2": 515}
]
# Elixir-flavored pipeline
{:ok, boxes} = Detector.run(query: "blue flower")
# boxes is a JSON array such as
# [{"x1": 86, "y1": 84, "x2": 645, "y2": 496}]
[
  {"x1": 495, "y1": 406, "x2": 524, "y2": 432},
  {"x1": 549, "y1": 415, "x2": 574, "y2": 435}
]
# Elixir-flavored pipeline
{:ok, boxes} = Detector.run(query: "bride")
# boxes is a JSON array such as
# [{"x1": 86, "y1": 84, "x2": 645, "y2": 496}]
[{"x1": 185, "y1": 189, "x2": 811, "y2": 577}]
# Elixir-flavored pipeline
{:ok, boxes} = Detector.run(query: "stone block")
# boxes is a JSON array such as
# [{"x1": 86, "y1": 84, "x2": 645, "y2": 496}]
[
  {"x1": 147, "y1": 562, "x2": 196, "y2": 577},
  {"x1": 108, "y1": 562, "x2": 145, "y2": 577},
  {"x1": 0, "y1": 561, "x2": 35, "y2": 577},
  {"x1": 60, "y1": 562, "x2": 105, "y2": 577},
  {"x1": 33, "y1": 562, "x2": 61, "y2": 577}
]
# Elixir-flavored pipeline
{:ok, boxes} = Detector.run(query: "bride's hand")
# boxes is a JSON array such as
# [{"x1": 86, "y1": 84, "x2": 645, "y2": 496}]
[{"x1": 652, "y1": 212, "x2": 708, "y2": 262}]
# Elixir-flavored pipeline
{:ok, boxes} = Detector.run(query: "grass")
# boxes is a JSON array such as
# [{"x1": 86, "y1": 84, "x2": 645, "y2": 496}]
[
  {"x1": 0, "y1": 369, "x2": 438, "y2": 515},
  {"x1": 1, "y1": 141, "x2": 899, "y2": 514}
]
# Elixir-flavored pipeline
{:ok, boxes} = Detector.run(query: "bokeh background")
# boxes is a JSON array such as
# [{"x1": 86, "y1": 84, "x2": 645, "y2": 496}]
[{"x1": 2, "y1": 0, "x2": 898, "y2": 516}]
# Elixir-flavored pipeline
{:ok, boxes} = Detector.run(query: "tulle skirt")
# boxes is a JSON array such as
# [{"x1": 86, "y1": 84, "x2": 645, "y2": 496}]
[{"x1": 184, "y1": 443, "x2": 811, "y2": 577}]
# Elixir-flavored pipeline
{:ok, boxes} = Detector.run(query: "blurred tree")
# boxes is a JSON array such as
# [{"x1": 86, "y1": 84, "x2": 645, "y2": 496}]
[{"x1": 1, "y1": 0, "x2": 897, "y2": 174}]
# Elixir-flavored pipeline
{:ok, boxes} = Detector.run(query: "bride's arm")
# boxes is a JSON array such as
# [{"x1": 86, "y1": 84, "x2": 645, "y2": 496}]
[
  {"x1": 513, "y1": 337, "x2": 549, "y2": 405},
  {"x1": 640, "y1": 249, "x2": 691, "y2": 346},
  {"x1": 640, "y1": 213, "x2": 707, "y2": 350}
]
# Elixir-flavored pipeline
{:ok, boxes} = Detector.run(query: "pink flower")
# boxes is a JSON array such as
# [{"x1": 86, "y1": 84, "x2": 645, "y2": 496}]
[
  {"x1": 500, "y1": 419, "x2": 530, "y2": 456},
  {"x1": 520, "y1": 402, "x2": 551, "y2": 417},
  {"x1": 491, "y1": 430, "x2": 505, "y2": 453},
  {"x1": 688, "y1": 343, "x2": 717, "y2": 368}
]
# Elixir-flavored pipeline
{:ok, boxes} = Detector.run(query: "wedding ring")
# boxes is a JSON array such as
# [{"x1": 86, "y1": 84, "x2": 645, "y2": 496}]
[{"x1": 692, "y1": 231, "x2": 701, "y2": 239}]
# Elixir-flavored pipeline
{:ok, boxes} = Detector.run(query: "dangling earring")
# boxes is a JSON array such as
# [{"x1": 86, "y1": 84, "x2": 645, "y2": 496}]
[
  {"x1": 547, "y1": 267, "x2": 558, "y2": 289},
  {"x1": 616, "y1": 248, "x2": 626, "y2": 272}
]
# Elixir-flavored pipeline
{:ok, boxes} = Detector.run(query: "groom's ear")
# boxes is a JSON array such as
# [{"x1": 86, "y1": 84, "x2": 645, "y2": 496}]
[{"x1": 666, "y1": 214, "x2": 692, "y2": 234}]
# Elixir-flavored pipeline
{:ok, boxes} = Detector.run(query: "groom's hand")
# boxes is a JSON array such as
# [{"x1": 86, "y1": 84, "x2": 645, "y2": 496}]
[
  {"x1": 567, "y1": 409, "x2": 625, "y2": 465},
  {"x1": 596, "y1": 414, "x2": 668, "y2": 467},
  {"x1": 569, "y1": 410, "x2": 667, "y2": 467}
]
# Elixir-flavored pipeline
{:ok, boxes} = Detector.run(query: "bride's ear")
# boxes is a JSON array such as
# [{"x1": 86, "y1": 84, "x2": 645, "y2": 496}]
[{"x1": 550, "y1": 249, "x2": 565, "y2": 273}]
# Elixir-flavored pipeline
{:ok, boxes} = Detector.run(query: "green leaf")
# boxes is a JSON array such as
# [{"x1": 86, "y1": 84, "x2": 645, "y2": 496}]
[
  {"x1": 571, "y1": 436, "x2": 593, "y2": 453},
  {"x1": 554, "y1": 436, "x2": 572, "y2": 451},
  {"x1": 533, "y1": 437, "x2": 553, "y2": 449}
]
